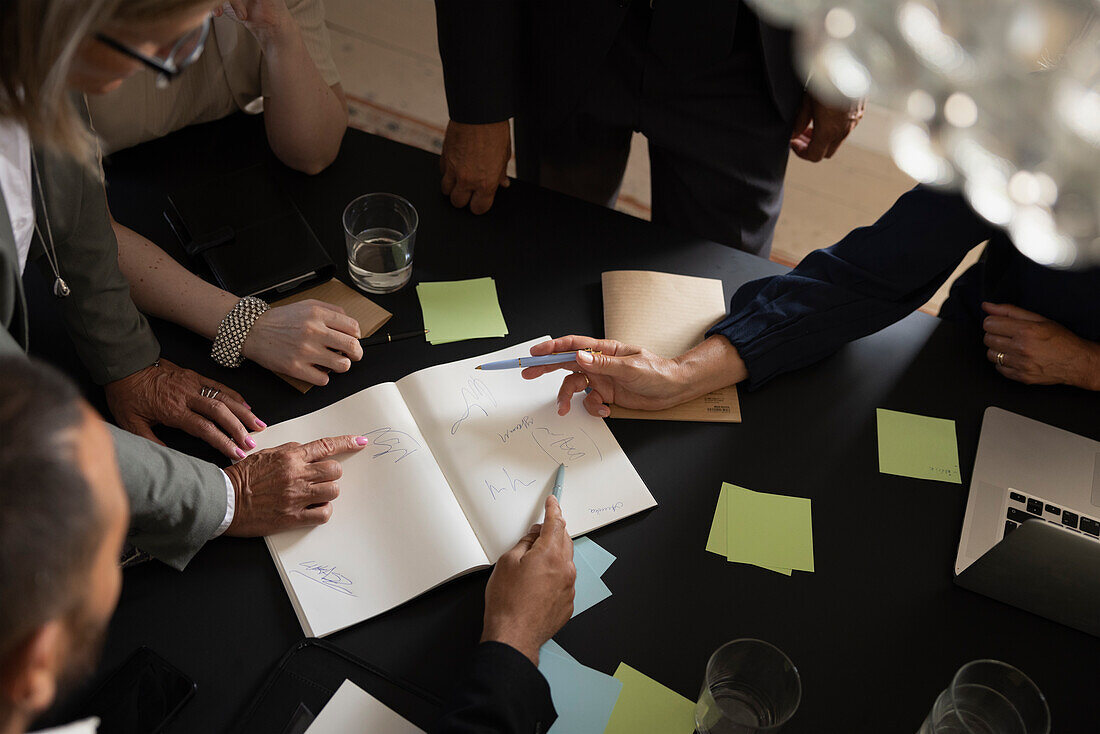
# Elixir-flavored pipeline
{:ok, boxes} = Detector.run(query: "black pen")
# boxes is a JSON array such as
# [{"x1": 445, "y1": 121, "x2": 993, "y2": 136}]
[{"x1": 360, "y1": 329, "x2": 427, "y2": 347}]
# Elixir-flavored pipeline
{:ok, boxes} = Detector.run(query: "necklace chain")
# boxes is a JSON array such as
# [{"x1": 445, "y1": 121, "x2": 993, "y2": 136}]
[{"x1": 29, "y1": 150, "x2": 70, "y2": 298}]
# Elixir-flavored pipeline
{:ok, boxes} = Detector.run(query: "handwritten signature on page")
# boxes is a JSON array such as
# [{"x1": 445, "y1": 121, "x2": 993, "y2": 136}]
[
  {"x1": 486, "y1": 467, "x2": 536, "y2": 500},
  {"x1": 531, "y1": 425, "x2": 603, "y2": 465},
  {"x1": 361, "y1": 426, "x2": 421, "y2": 463},
  {"x1": 451, "y1": 378, "x2": 498, "y2": 435},
  {"x1": 292, "y1": 561, "x2": 356, "y2": 596}
]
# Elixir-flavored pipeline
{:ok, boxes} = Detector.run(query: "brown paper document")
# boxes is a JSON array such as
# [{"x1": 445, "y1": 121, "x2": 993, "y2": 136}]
[
  {"x1": 270, "y1": 279, "x2": 392, "y2": 393},
  {"x1": 602, "y1": 270, "x2": 740, "y2": 422}
]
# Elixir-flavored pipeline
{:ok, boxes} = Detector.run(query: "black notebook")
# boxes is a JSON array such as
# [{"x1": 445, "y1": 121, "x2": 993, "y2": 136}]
[
  {"x1": 232, "y1": 639, "x2": 440, "y2": 734},
  {"x1": 165, "y1": 165, "x2": 334, "y2": 300}
]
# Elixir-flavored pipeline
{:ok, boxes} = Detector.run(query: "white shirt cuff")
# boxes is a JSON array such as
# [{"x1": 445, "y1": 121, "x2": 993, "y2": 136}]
[{"x1": 214, "y1": 470, "x2": 236, "y2": 537}]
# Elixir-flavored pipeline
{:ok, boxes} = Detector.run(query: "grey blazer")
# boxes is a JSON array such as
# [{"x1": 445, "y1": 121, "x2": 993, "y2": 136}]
[{"x1": 0, "y1": 107, "x2": 227, "y2": 570}]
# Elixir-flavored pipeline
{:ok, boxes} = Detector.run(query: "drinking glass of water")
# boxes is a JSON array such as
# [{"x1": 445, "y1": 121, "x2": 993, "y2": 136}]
[
  {"x1": 918, "y1": 660, "x2": 1049, "y2": 734},
  {"x1": 342, "y1": 193, "x2": 418, "y2": 293},
  {"x1": 695, "y1": 639, "x2": 801, "y2": 734}
]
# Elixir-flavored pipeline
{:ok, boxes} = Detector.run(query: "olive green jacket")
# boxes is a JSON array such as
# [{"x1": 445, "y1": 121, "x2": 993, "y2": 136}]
[{"x1": 0, "y1": 107, "x2": 227, "y2": 570}]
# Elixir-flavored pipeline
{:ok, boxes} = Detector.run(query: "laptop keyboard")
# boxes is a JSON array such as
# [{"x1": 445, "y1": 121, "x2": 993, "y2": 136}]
[{"x1": 1002, "y1": 489, "x2": 1100, "y2": 542}]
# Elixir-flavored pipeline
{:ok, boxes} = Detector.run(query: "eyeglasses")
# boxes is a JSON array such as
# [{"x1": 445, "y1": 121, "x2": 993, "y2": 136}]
[{"x1": 95, "y1": 15, "x2": 212, "y2": 89}]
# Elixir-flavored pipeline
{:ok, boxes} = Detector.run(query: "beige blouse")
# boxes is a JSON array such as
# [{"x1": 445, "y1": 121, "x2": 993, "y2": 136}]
[{"x1": 88, "y1": 0, "x2": 341, "y2": 153}]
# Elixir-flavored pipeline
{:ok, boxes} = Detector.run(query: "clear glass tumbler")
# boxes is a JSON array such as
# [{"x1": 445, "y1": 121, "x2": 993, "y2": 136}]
[
  {"x1": 917, "y1": 660, "x2": 1050, "y2": 734},
  {"x1": 695, "y1": 639, "x2": 801, "y2": 734},
  {"x1": 343, "y1": 193, "x2": 418, "y2": 293}
]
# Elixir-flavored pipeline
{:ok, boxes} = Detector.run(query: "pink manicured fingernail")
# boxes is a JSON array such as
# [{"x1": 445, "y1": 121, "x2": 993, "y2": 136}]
[
  {"x1": 235, "y1": 448, "x2": 247, "y2": 459},
  {"x1": 246, "y1": 437, "x2": 256, "y2": 449},
  {"x1": 255, "y1": 419, "x2": 267, "y2": 428},
  {"x1": 598, "y1": 407, "x2": 610, "y2": 417},
  {"x1": 356, "y1": 436, "x2": 370, "y2": 445},
  {"x1": 557, "y1": 401, "x2": 567, "y2": 415}
]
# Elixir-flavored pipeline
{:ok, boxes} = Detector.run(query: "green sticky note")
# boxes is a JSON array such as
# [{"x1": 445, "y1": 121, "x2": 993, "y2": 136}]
[
  {"x1": 876, "y1": 408, "x2": 962, "y2": 483},
  {"x1": 705, "y1": 486, "x2": 729, "y2": 556},
  {"x1": 604, "y1": 663, "x2": 696, "y2": 734},
  {"x1": 726, "y1": 483, "x2": 814, "y2": 573},
  {"x1": 416, "y1": 277, "x2": 508, "y2": 345},
  {"x1": 706, "y1": 486, "x2": 791, "y2": 574}
]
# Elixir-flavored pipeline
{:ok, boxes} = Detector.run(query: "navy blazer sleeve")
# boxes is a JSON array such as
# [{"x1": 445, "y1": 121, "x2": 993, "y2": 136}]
[
  {"x1": 708, "y1": 186, "x2": 996, "y2": 389},
  {"x1": 432, "y1": 642, "x2": 556, "y2": 734},
  {"x1": 434, "y1": 0, "x2": 521, "y2": 124}
]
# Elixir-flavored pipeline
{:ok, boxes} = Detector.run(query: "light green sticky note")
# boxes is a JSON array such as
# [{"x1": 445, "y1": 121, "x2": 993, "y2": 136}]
[
  {"x1": 711, "y1": 485, "x2": 792, "y2": 575},
  {"x1": 876, "y1": 408, "x2": 962, "y2": 484},
  {"x1": 415, "y1": 277, "x2": 508, "y2": 345},
  {"x1": 726, "y1": 483, "x2": 814, "y2": 573},
  {"x1": 604, "y1": 663, "x2": 696, "y2": 734},
  {"x1": 705, "y1": 486, "x2": 729, "y2": 556}
]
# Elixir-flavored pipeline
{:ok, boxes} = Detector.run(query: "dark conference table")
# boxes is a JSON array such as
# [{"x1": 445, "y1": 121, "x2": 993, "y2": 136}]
[{"x1": 29, "y1": 114, "x2": 1100, "y2": 732}]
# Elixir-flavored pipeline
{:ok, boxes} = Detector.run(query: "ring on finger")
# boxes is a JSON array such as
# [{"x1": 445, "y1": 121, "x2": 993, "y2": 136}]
[
  {"x1": 200, "y1": 386, "x2": 221, "y2": 400},
  {"x1": 996, "y1": 352, "x2": 1005, "y2": 367},
  {"x1": 572, "y1": 371, "x2": 590, "y2": 389}
]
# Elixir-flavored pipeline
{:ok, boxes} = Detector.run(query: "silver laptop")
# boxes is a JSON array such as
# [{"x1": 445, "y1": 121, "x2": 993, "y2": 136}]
[{"x1": 954, "y1": 407, "x2": 1100, "y2": 636}]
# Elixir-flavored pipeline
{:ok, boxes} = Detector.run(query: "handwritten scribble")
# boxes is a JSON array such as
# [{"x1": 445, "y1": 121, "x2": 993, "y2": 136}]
[
  {"x1": 486, "y1": 467, "x2": 536, "y2": 501},
  {"x1": 292, "y1": 561, "x2": 356, "y2": 596},
  {"x1": 451, "y1": 378, "x2": 497, "y2": 435},
  {"x1": 498, "y1": 415, "x2": 535, "y2": 443},
  {"x1": 361, "y1": 426, "x2": 420, "y2": 463},
  {"x1": 531, "y1": 425, "x2": 603, "y2": 466}
]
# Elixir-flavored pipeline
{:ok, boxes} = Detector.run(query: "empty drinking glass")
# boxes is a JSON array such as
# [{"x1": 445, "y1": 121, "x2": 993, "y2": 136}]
[
  {"x1": 918, "y1": 660, "x2": 1049, "y2": 734},
  {"x1": 343, "y1": 193, "x2": 417, "y2": 293},
  {"x1": 695, "y1": 639, "x2": 801, "y2": 734}
]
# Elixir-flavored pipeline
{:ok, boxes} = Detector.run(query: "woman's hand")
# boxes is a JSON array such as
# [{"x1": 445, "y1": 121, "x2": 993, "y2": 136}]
[
  {"x1": 105, "y1": 358, "x2": 263, "y2": 459},
  {"x1": 522, "y1": 337, "x2": 687, "y2": 417},
  {"x1": 982, "y1": 302, "x2": 1100, "y2": 390},
  {"x1": 214, "y1": 0, "x2": 293, "y2": 46},
  {"x1": 242, "y1": 300, "x2": 364, "y2": 386}
]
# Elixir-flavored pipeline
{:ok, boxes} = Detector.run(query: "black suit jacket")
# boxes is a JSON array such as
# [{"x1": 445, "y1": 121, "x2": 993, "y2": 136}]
[
  {"x1": 434, "y1": 0, "x2": 804, "y2": 128},
  {"x1": 432, "y1": 642, "x2": 556, "y2": 734}
]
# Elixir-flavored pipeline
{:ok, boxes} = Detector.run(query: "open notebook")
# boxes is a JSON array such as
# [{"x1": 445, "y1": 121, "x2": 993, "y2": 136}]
[{"x1": 249, "y1": 338, "x2": 656, "y2": 637}]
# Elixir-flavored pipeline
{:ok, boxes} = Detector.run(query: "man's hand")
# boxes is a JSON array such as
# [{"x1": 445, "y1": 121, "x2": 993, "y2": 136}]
[
  {"x1": 481, "y1": 496, "x2": 575, "y2": 666},
  {"x1": 982, "y1": 302, "x2": 1100, "y2": 390},
  {"x1": 105, "y1": 359, "x2": 263, "y2": 460},
  {"x1": 521, "y1": 335, "x2": 748, "y2": 417},
  {"x1": 243, "y1": 300, "x2": 363, "y2": 386},
  {"x1": 789, "y1": 93, "x2": 865, "y2": 162},
  {"x1": 440, "y1": 120, "x2": 511, "y2": 215},
  {"x1": 223, "y1": 434, "x2": 369, "y2": 535}
]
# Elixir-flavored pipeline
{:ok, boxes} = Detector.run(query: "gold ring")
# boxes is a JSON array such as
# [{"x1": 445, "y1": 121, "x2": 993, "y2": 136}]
[{"x1": 996, "y1": 352, "x2": 1005, "y2": 367}]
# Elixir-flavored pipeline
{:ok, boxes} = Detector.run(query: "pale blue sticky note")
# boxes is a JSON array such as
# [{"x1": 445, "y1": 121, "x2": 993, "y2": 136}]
[
  {"x1": 572, "y1": 551, "x2": 612, "y2": 618},
  {"x1": 538, "y1": 644, "x2": 624, "y2": 734},
  {"x1": 540, "y1": 639, "x2": 577, "y2": 665},
  {"x1": 574, "y1": 536, "x2": 616, "y2": 577}
]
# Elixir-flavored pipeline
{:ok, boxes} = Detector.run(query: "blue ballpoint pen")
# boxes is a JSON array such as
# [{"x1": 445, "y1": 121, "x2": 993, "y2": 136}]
[
  {"x1": 475, "y1": 349, "x2": 600, "y2": 371},
  {"x1": 552, "y1": 463, "x2": 565, "y2": 501}
]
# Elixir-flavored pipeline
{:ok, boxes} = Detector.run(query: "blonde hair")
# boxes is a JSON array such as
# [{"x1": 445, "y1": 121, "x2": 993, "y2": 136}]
[{"x1": 0, "y1": 0, "x2": 212, "y2": 159}]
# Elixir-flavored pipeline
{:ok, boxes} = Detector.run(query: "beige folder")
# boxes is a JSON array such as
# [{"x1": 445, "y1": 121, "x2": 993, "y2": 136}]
[
  {"x1": 602, "y1": 270, "x2": 741, "y2": 422},
  {"x1": 270, "y1": 279, "x2": 392, "y2": 393}
]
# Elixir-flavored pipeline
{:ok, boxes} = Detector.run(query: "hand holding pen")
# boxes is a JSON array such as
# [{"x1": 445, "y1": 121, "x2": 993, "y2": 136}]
[{"x1": 516, "y1": 335, "x2": 745, "y2": 417}]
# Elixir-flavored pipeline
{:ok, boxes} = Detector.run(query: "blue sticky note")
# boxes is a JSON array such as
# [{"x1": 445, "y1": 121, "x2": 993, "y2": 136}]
[
  {"x1": 572, "y1": 551, "x2": 612, "y2": 617},
  {"x1": 538, "y1": 644, "x2": 624, "y2": 734},
  {"x1": 574, "y1": 536, "x2": 616, "y2": 577},
  {"x1": 540, "y1": 639, "x2": 577, "y2": 664}
]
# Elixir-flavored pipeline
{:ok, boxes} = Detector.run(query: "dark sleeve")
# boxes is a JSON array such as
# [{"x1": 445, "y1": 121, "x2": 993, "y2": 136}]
[
  {"x1": 431, "y1": 642, "x2": 556, "y2": 734},
  {"x1": 708, "y1": 186, "x2": 997, "y2": 389},
  {"x1": 434, "y1": 0, "x2": 521, "y2": 124},
  {"x1": 34, "y1": 98, "x2": 160, "y2": 385}
]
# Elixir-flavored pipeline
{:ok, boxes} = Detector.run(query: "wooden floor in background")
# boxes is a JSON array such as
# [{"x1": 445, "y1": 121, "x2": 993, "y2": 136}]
[{"x1": 324, "y1": 0, "x2": 981, "y2": 314}]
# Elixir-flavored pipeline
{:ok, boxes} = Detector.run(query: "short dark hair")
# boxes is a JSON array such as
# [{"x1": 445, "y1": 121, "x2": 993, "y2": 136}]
[{"x1": 0, "y1": 357, "x2": 100, "y2": 661}]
